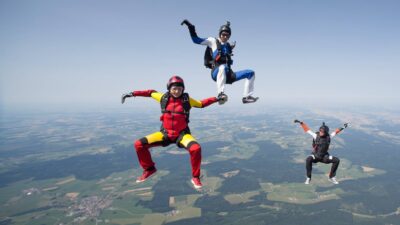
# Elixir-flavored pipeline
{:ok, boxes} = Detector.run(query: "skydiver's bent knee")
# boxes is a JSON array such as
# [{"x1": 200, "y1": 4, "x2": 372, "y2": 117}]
[
  {"x1": 187, "y1": 142, "x2": 201, "y2": 153},
  {"x1": 332, "y1": 157, "x2": 340, "y2": 164},
  {"x1": 134, "y1": 138, "x2": 147, "y2": 151},
  {"x1": 235, "y1": 69, "x2": 255, "y2": 81},
  {"x1": 246, "y1": 70, "x2": 255, "y2": 79}
]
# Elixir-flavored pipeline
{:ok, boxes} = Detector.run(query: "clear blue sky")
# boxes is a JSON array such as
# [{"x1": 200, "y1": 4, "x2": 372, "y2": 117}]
[{"x1": 1, "y1": 0, "x2": 399, "y2": 111}]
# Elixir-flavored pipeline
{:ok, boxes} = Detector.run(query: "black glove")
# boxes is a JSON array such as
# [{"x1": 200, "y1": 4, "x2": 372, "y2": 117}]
[
  {"x1": 294, "y1": 119, "x2": 303, "y2": 124},
  {"x1": 181, "y1": 19, "x2": 194, "y2": 28},
  {"x1": 121, "y1": 93, "x2": 134, "y2": 104},
  {"x1": 181, "y1": 19, "x2": 197, "y2": 37},
  {"x1": 338, "y1": 123, "x2": 348, "y2": 132},
  {"x1": 217, "y1": 93, "x2": 228, "y2": 105}
]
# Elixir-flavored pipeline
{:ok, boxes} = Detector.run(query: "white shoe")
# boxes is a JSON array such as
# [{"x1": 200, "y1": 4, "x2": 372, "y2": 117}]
[
  {"x1": 329, "y1": 177, "x2": 339, "y2": 184},
  {"x1": 305, "y1": 178, "x2": 311, "y2": 184}
]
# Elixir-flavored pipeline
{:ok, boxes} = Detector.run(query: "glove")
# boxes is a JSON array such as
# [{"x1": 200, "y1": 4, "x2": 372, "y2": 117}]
[
  {"x1": 338, "y1": 123, "x2": 348, "y2": 132},
  {"x1": 121, "y1": 93, "x2": 134, "y2": 104},
  {"x1": 231, "y1": 41, "x2": 236, "y2": 49},
  {"x1": 217, "y1": 93, "x2": 228, "y2": 105},
  {"x1": 294, "y1": 119, "x2": 303, "y2": 124},
  {"x1": 181, "y1": 19, "x2": 197, "y2": 37},
  {"x1": 181, "y1": 19, "x2": 194, "y2": 28}
]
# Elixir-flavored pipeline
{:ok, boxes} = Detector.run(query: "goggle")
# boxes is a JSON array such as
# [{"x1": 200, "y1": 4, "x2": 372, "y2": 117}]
[
  {"x1": 220, "y1": 32, "x2": 230, "y2": 37},
  {"x1": 170, "y1": 84, "x2": 183, "y2": 88}
]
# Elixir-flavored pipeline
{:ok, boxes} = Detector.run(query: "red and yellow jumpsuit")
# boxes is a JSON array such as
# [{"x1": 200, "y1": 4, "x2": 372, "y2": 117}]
[{"x1": 133, "y1": 90, "x2": 218, "y2": 178}]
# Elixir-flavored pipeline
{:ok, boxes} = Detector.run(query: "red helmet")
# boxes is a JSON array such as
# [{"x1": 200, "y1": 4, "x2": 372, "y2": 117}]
[{"x1": 167, "y1": 75, "x2": 185, "y2": 90}]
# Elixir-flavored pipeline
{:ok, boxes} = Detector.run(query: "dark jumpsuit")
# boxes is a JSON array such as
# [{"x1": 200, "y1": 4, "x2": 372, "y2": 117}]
[{"x1": 300, "y1": 122, "x2": 342, "y2": 179}]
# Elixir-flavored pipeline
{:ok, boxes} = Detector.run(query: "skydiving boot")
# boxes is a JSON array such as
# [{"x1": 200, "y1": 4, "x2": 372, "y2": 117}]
[
  {"x1": 191, "y1": 177, "x2": 203, "y2": 189},
  {"x1": 136, "y1": 167, "x2": 157, "y2": 183},
  {"x1": 242, "y1": 95, "x2": 259, "y2": 104}
]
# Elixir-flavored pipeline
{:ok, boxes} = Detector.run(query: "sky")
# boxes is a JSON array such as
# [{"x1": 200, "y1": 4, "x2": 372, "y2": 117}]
[{"x1": 1, "y1": 0, "x2": 399, "y2": 112}]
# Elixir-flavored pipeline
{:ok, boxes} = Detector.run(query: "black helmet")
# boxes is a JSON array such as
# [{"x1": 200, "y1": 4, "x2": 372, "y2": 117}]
[
  {"x1": 319, "y1": 122, "x2": 330, "y2": 135},
  {"x1": 167, "y1": 75, "x2": 185, "y2": 91},
  {"x1": 219, "y1": 21, "x2": 231, "y2": 36}
]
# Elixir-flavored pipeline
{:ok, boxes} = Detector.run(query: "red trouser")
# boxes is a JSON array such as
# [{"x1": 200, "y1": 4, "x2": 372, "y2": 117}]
[{"x1": 134, "y1": 131, "x2": 202, "y2": 177}]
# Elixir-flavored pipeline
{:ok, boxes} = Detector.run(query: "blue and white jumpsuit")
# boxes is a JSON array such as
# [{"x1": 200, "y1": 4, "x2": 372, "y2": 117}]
[{"x1": 191, "y1": 36, "x2": 256, "y2": 97}]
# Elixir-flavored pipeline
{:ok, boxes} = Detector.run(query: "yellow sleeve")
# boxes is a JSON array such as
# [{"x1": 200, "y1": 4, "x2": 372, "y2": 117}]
[
  {"x1": 151, "y1": 92, "x2": 163, "y2": 103},
  {"x1": 189, "y1": 97, "x2": 202, "y2": 108}
]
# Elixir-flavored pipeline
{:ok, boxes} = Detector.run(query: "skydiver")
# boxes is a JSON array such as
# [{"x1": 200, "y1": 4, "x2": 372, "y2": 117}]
[
  {"x1": 181, "y1": 19, "x2": 259, "y2": 104},
  {"x1": 122, "y1": 76, "x2": 224, "y2": 189},
  {"x1": 294, "y1": 120, "x2": 348, "y2": 184}
]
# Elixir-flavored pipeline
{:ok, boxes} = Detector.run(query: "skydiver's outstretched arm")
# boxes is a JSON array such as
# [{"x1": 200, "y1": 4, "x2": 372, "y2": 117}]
[
  {"x1": 330, "y1": 123, "x2": 348, "y2": 138},
  {"x1": 294, "y1": 120, "x2": 317, "y2": 139},
  {"x1": 131, "y1": 90, "x2": 157, "y2": 97},
  {"x1": 122, "y1": 90, "x2": 163, "y2": 104},
  {"x1": 189, "y1": 96, "x2": 220, "y2": 108},
  {"x1": 181, "y1": 19, "x2": 213, "y2": 46}
]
